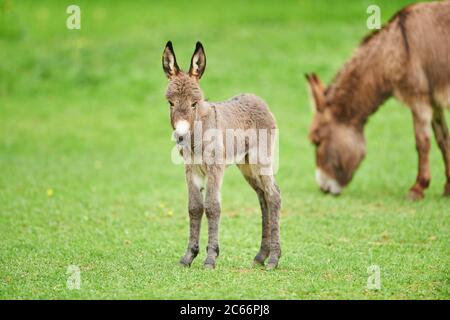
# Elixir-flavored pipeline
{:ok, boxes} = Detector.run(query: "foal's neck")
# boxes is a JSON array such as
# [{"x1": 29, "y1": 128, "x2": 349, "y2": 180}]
[
  {"x1": 326, "y1": 39, "x2": 394, "y2": 129},
  {"x1": 196, "y1": 100, "x2": 215, "y2": 124}
]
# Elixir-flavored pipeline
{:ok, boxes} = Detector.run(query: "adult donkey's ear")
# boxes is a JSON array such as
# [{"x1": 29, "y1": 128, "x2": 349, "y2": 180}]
[
  {"x1": 305, "y1": 73, "x2": 326, "y2": 112},
  {"x1": 162, "y1": 41, "x2": 180, "y2": 79},
  {"x1": 189, "y1": 41, "x2": 206, "y2": 79}
]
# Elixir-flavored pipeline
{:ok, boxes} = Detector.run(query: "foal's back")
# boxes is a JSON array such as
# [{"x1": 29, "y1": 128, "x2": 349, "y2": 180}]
[{"x1": 212, "y1": 93, "x2": 277, "y2": 131}]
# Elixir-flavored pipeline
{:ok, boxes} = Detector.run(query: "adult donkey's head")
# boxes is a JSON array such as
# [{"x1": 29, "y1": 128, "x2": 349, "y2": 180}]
[
  {"x1": 306, "y1": 73, "x2": 366, "y2": 195},
  {"x1": 162, "y1": 41, "x2": 206, "y2": 145}
]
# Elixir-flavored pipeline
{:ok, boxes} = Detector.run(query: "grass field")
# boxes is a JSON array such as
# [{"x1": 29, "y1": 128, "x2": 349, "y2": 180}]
[{"x1": 0, "y1": 0, "x2": 449, "y2": 299}]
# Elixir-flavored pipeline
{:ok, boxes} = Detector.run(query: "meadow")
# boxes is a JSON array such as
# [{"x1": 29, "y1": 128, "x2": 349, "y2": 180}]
[{"x1": 0, "y1": 0, "x2": 448, "y2": 299}]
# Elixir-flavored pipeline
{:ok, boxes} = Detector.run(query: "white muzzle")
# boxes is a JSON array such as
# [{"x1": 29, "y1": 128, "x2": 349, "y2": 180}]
[{"x1": 315, "y1": 169, "x2": 342, "y2": 195}]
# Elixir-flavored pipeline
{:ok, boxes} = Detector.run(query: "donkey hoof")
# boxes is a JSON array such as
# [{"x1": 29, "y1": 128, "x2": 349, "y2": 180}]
[
  {"x1": 407, "y1": 189, "x2": 424, "y2": 201},
  {"x1": 179, "y1": 257, "x2": 192, "y2": 268},
  {"x1": 443, "y1": 184, "x2": 450, "y2": 197},
  {"x1": 203, "y1": 256, "x2": 216, "y2": 269},
  {"x1": 266, "y1": 255, "x2": 279, "y2": 270},
  {"x1": 253, "y1": 259, "x2": 265, "y2": 267},
  {"x1": 203, "y1": 262, "x2": 215, "y2": 269},
  {"x1": 266, "y1": 262, "x2": 278, "y2": 270},
  {"x1": 253, "y1": 253, "x2": 268, "y2": 266}
]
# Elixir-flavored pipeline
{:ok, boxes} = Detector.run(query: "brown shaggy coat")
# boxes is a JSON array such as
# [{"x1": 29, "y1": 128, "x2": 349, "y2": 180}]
[{"x1": 307, "y1": 1, "x2": 450, "y2": 199}]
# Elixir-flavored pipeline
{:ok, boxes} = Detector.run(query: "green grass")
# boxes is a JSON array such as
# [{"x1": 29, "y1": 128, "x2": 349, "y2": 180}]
[{"x1": 0, "y1": 0, "x2": 449, "y2": 299}]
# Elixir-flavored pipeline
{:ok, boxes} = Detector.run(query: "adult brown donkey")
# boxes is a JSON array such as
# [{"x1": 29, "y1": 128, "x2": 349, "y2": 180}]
[
  {"x1": 306, "y1": 1, "x2": 450, "y2": 200},
  {"x1": 162, "y1": 42, "x2": 281, "y2": 269}
]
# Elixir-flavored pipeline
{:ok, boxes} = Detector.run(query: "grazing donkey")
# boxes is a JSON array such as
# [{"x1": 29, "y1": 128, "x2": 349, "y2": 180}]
[
  {"x1": 162, "y1": 41, "x2": 281, "y2": 269},
  {"x1": 306, "y1": 1, "x2": 450, "y2": 200}
]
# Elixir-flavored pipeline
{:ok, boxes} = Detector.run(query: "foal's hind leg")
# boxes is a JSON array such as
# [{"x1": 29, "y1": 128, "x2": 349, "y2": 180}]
[
  {"x1": 259, "y1": 174, "x2": 281, "y2": 270},
  {"x1": 431, "y1": 105, "x2": 450, "y2": 196},
  {"x1": 237, "y1": 164, "x2": 270, "y2": 266}
]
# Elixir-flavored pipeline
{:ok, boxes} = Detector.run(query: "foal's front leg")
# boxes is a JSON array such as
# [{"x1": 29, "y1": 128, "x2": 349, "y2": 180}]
[
  {"x1": 204, "y1": 166, "x2": 224, "y2": 269},
  {"x1": 180, "y1": 166, "x2": 204, "y2": 267}
]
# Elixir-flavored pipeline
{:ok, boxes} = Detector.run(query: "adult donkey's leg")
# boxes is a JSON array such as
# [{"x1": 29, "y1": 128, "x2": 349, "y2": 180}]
[
  {"x1": 237, "y1": 164, "x2": 270, "y2": 266},
  {"x1": 431, "y1": 105, "x2": 450, "y2": 196},
  {"x1": 204, "y1": 165, "x2": 224, "y2": 269},
  {"x1": 180, "y1": 166, "x2": 205, "y2": 267},
  {"x1": 260, "y1": 174, "x2": 281, "y2": 270},
  {"x1": 408, "y1": 102, "x2": 433, "y2": 200}
]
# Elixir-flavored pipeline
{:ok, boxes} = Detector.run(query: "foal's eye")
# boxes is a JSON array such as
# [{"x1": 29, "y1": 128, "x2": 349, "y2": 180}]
[
  {"x1": 168, "y1": 101, "x2": 174, "y2": 107},
  {"x1": 191, "y1": 102, "x2": 198, "y2": 109}
]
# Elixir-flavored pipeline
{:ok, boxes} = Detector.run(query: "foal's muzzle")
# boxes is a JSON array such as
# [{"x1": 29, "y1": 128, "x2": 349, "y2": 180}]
[
  {"x1": 173, "y1": 131, "x2": 189, "y2": 146},
  {"x1": 173, "y1": 120, "x2": 190, "y2": 146}
]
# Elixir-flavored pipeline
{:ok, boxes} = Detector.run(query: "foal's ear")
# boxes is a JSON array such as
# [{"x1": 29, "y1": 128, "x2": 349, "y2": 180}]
[
  {"x1": 189, "y1": 41, "x2": 206, "y2": 79},
  {"x1": 162, "y1": 41, "x2": 180, "y2": 79},
  {"x1": 305, "y1": 73, "x2": 326, "y2": 112}
]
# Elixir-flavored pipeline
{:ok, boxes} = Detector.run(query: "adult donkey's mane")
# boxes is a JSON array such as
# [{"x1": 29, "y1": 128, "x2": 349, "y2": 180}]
[
  {"x1": 361, "y1": 6, "x2": 411, "y2": 50},
  {"x1": 324, "y1": 5, "x2": 414, "y2": 126}
]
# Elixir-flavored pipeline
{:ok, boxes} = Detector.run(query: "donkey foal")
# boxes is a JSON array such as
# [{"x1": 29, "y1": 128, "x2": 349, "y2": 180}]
[{"x1": 162, "y1": 41, "x2": 281, "y2": 269}]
